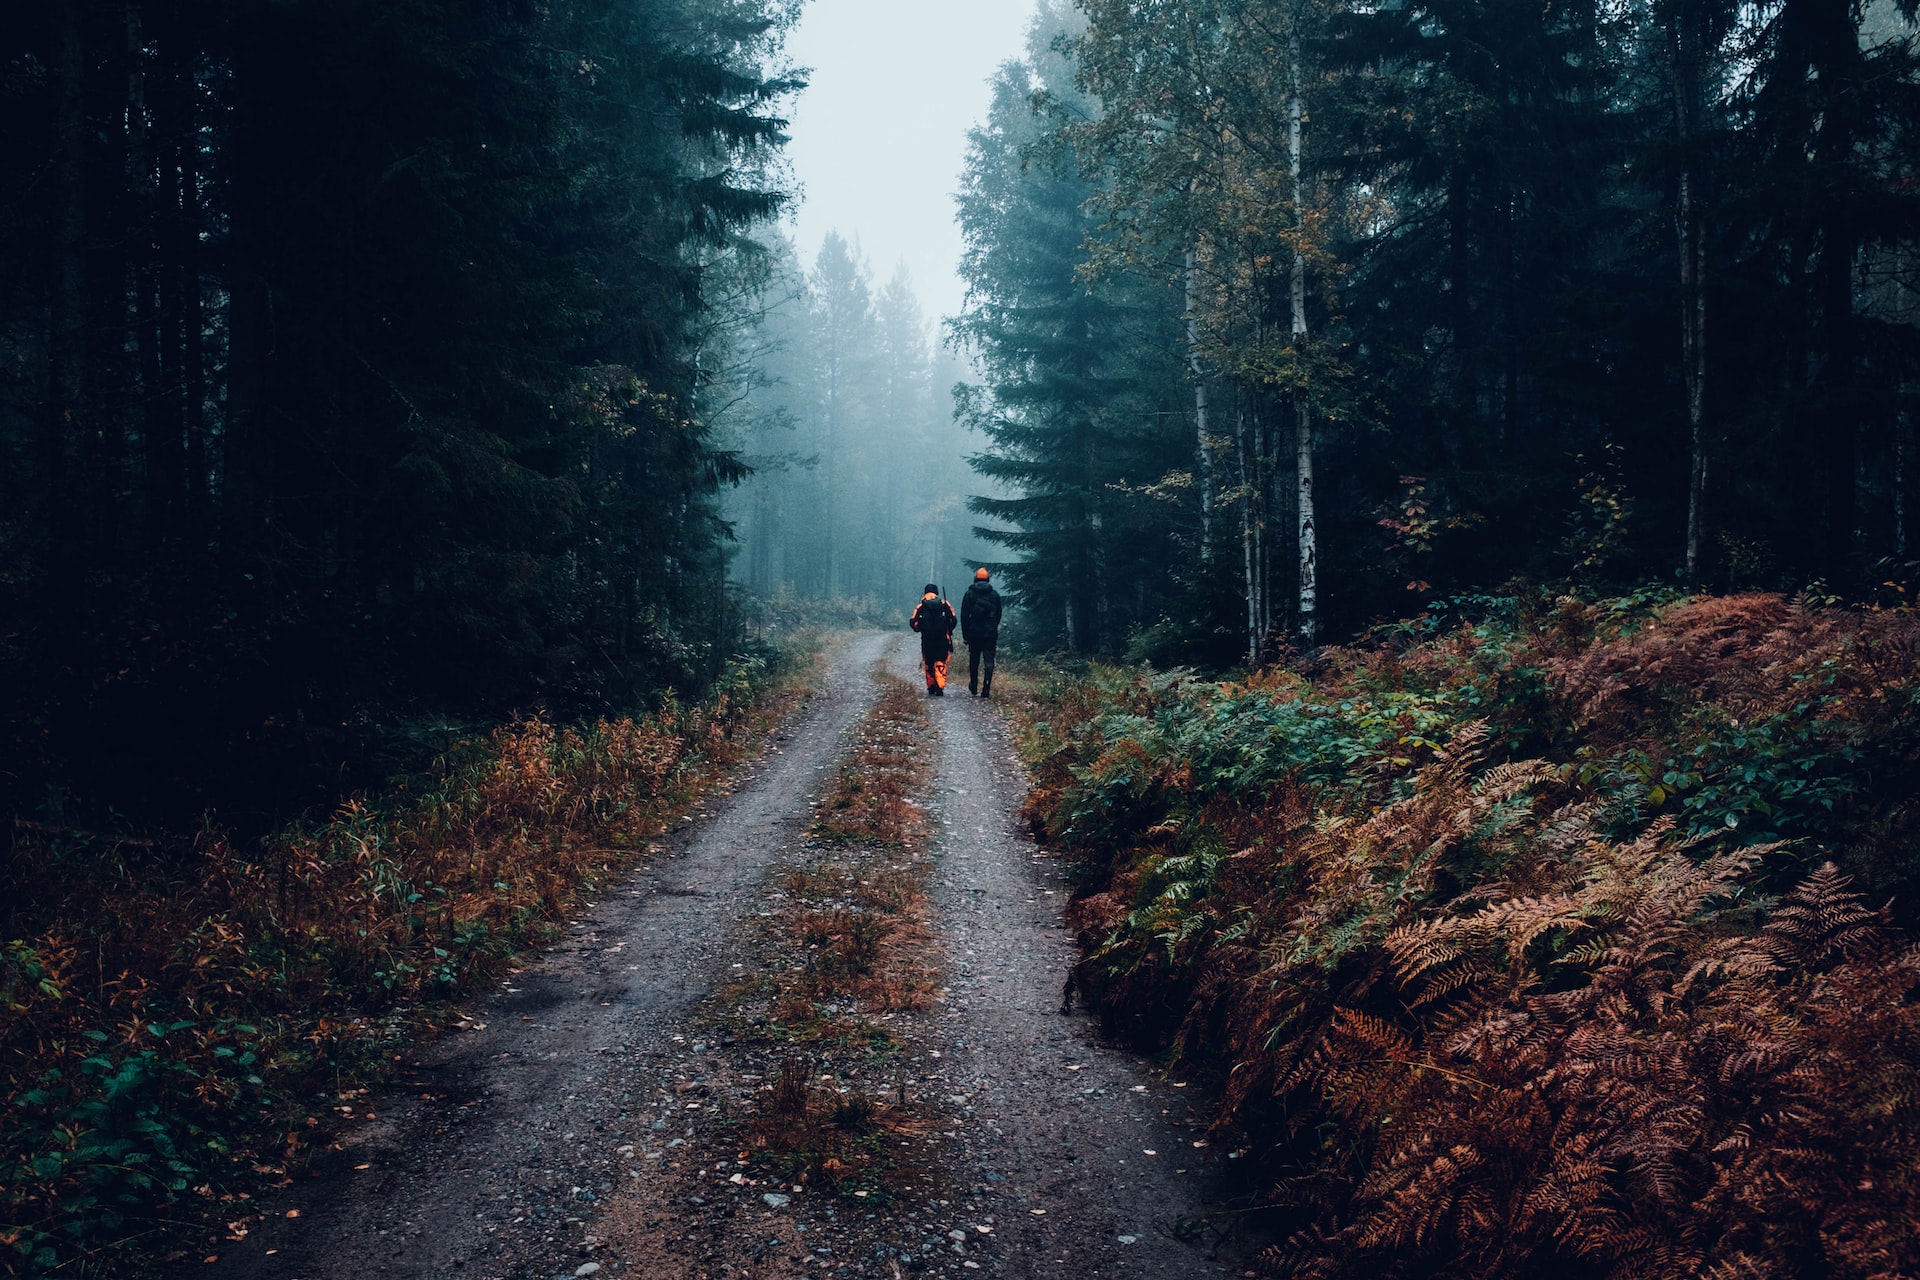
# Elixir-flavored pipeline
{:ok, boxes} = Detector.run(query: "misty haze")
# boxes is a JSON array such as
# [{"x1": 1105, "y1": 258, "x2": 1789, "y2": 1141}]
[{"x1": 3, "y1": 0, "x2": 1919, "y2": 1277}]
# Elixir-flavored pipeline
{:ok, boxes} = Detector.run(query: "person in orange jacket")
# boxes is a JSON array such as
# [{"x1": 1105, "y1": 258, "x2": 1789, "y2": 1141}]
[{"x1": 909, "y1": 583, "x2": 957, "y2": 696}]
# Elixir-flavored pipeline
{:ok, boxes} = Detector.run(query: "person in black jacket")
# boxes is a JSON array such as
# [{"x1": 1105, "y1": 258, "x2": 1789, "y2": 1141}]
[
  {"x1": 960, "y1": 567, "x2": 1003, "y2": 697},
  {"x1": 909, "y1": 584, "x2": 957, "y2": 695}
]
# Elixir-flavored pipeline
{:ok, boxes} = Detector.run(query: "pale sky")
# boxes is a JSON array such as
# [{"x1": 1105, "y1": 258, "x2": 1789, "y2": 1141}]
[{"x1": 781, "y1": 0, "x2": 1039, "y2": 327}]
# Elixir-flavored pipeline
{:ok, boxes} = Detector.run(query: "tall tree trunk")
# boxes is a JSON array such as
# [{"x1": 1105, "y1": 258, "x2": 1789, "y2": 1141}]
[
  {"x1": 1671, "y1": 13, "x2": 1711, "y2": 585},
  {"x1": 1897, "y1": 409, "x2": 1911, "y2": 561},
  {"x1": 1291, "y1": 29, "x2": 1317, "y2": 649},
  {"x1": 177, "y1": 45, "x2": 209, "y2": 567},
  {"x1": 223, "y1": 0, "x2": 270, "y2": 611},
  {"x1": 1186, "y1": 244, "x2": 1215, "y2": 555},
  {"x1": 1295, "y1": 408, "x2": 1317, "y2": 647},
  {"x1": 1256, "y1": 396, "x2": 1272, "y2": 650},
  {"x1": 1237, "y1": 397, "x2": 1257, "y2": 665},
  {"x1": 823, "y1": 351, "x2": 838, "y2": 599},
  {"x1": 132, "y1": 1, "x2": 177, "y2": 563},
  {"x1": 87, "y1": 9, "x2": 135, "y2": 577},
  {"x1": 1090, "y1": 504, "x2": 1107, "y2": 653},
  {"x1": 1813, "y1": 96, "x2": 1859, "y2": 574}
]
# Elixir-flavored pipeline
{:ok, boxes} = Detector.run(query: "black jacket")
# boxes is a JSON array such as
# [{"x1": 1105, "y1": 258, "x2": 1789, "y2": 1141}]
[
  {"x1": 961, "y1": 580, "x2": 1003, "y2": 645},
  {"x1": 911, "y1": 595, "x2": 956, "y2": 656}
]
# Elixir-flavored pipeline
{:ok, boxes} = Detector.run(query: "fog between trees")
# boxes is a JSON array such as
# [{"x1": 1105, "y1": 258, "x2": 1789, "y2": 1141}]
[
  {"x1": 712, "y1": 234, "x2": 993, "y2": 615},
  {"x1": 3, "y1": 0, "x2": 1917, "y2": 820}
]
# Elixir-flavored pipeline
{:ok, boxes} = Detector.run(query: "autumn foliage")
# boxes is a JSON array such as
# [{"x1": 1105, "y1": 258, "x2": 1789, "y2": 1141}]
[
  {"x1": 1018, "y1": 592, "x2": 1920, "y2": 1278},
  {"x1": 0, "y1": 655, "x2": 799, "y2": 1275}
]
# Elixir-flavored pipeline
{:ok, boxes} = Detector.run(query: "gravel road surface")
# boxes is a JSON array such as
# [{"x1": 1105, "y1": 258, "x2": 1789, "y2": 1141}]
[
  {"x1": 195, "y1": 632, "x2": 891, "y2": 1280},
  {"x1": 902, "y1": 642, "x2": 1235, "y2": 1279},
  {"x1": 190, "y1": 633, "x2": 1241, "y2": 1280}
]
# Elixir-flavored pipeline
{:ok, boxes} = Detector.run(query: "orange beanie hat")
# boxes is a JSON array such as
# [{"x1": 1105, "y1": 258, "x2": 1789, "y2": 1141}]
[{"x1": 975, "y1": 567, "x2": 990, "y2": 580}]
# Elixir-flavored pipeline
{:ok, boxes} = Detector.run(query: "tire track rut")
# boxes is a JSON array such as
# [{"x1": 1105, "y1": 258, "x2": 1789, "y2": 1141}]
[
  {"x1": 192, "y1": 632, "x2": 1238, "y2": 1279},
  {"x1": 194, "y1": 632, "x2": 891, "y2": 1280},
  {"x1": 901, "y1": 642, "x2": 1235, "y2": 1279}
]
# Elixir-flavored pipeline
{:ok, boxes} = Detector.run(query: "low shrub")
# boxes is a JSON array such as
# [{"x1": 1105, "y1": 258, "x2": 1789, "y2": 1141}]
[
  {"x1": 1017, "y1": 592, "x2": 1920, "y2": 1279},
  {"x1": 0, "y1": 650, "x2": 805, "y2": 1275}
]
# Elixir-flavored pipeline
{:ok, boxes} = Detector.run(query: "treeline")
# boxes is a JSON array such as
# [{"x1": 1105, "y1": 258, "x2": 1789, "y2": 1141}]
[
  {"x1": 958, "y1": 0, "x2": 1920, "y2": 662},
  {"x1": 0, "y1": 0, "x2": 798, "y2": 826},
  {"x1": 716, "y1": 234, "x2": 989, "y2": 612}
]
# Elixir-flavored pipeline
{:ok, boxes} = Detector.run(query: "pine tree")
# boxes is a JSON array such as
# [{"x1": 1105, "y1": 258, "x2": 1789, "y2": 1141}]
[
  {"x1": 0, "y1": 0, "x2": 801, "y2": 821},
  {"x1": 953, "y1": 6, "x2": 1192, "y2": 653}
]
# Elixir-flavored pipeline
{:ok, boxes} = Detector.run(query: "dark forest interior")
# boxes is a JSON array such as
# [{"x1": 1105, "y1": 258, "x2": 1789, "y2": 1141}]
[
  {"x1": 4, "y1": 0, "x2": 1918, "y2": 828},
  {"x1": 2, "y1": 0, "x2": 1919, "y2": 1274}
]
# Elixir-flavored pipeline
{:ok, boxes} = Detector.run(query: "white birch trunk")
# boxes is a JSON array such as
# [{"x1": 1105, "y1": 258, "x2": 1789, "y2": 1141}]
[{"x1": 1186, "y1": 245, "x2": 1215, "y2": 554}]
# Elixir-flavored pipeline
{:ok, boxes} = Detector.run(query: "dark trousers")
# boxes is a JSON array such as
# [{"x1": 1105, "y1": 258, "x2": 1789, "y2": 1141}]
[{"x1": 968, "y1": 640, "x2": 997, "y2": 692}]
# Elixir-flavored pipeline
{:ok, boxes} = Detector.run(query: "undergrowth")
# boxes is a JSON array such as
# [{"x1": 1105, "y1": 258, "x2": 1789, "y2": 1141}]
[
  {"x1": 1014, "y1": 591, "x2": 1920, "y2": 1279},
  {"x1": 0, "y1": 647, "x2": 812, "y2": 1276}
]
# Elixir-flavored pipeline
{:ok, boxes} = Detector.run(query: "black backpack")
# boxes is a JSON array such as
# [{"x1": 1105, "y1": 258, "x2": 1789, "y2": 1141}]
[
  {"x1": 914, "y1": 597, "x2": 954, "y2": 646},
  {"x1": 963, "y1": 582, "x2": 1002, "y2": 640}
]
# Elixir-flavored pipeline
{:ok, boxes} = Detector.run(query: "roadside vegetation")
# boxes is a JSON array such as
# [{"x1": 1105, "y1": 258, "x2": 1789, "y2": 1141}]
[
  {"x1": 0, "y1": 647, "x2": 812, "y2": 1276},
  {"x1": 1015, "y1": 591, "x2": 1920, "y2": 1279},
  {"x1": 739, "y1": 667, "x2": 942, "y2": 1198},
  {"x1": 602, "y1": 665, "x2": 955, "y2": 1277}
]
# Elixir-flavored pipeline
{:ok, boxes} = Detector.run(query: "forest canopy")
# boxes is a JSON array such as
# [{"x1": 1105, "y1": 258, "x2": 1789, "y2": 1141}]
[
  {"x1": 0, "y1": 0, "x2": 804, "y2": 825},
  {"x1": 954, "y1": 0, "x2": 1920, "y2": 662}
]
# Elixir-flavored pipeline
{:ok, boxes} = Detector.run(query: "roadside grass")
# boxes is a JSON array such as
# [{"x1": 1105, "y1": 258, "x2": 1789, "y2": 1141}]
[
  {"x1": 735, "y1": 666, "x2": 942, "y2": 1201},
  {"x1": 0, "y1": 643, "x2": 819, "y2": 1277}
]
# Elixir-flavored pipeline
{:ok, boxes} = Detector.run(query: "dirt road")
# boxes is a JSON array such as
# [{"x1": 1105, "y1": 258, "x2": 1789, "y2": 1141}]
[
  {"x1": 194, "y1": 634, "x2": 1237, "y2": 1280},
  {"x1": 906, "y1": 643, "x2": 1234, "y2": 1278}
]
